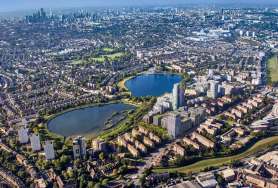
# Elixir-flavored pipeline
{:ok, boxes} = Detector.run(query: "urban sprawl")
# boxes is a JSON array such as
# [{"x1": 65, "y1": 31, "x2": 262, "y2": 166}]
[{"x1": 0, "y1": 6, "x2": 278, "y2": 188}]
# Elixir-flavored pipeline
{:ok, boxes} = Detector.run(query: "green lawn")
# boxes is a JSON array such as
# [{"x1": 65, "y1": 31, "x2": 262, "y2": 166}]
[
  {"x1": 103, "y1": 47, "x2": 115, "y2": 52},
  {"x1": 267, "y1": 55, "x2": 278, "y2": 84},
  {"x1": 138, "y1": 122, "x2": 169, "y2": 140},
  {"x1": 91, "y1": 52, "x2": 125, "y2": 63},
  {"x1": 154, "y1": 136, "x2": 278, "y2": 174},
  {"x1": 72, "y1": 52, "x2": 126, "y2": 65},
  {"x1": 91, "y1": 56, "x2": 106, "y2": 62}
]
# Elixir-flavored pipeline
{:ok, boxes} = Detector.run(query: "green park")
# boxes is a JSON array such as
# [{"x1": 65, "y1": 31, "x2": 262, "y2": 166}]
[
  {"x1": 267, "y1": 55, "x2": 278, "y2": 85},
  {"x1": 72, "y1": 47, "x2": 127, "y2": 65}
]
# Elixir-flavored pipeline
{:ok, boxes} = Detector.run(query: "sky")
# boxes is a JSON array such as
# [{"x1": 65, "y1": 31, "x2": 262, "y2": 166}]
[{"x1": 0, "y1": 0, "x2": 277, "y2": 12}]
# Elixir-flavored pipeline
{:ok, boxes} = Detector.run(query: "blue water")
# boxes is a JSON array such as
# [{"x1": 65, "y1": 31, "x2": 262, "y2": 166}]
[
  {"x1": 48, "y1": 103, "x2": 135, "y2": 137},
  {"x1": 125, "y1": 73, "x2": 182, "y2": 97}
]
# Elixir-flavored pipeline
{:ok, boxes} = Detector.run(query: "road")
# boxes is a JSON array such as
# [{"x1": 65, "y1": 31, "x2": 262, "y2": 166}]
[{"x1": 131, "y1": 143, "x2": 171, "y2": 186}]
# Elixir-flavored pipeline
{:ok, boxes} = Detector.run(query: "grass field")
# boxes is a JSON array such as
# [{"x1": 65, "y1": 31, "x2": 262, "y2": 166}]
[
  {"x1": 72, "y1": 50, "x2": 126, "y2": 65},
  {"x1": 103, "y1": 47, "x2": 115, "y2": 52},
  {"x1": 267, "y1": 55, "x2": 278, "y2": 84},
  {"x1": 154, "y1": 136, "x2": 278, "y2": 174},
  {"x1": 91, "y1": 52, "x2": 125, "y2": 63}
]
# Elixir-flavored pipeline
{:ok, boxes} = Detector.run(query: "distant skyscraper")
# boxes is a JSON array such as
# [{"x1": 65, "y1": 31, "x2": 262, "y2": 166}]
[
  {"x1": 172, "y1": 83, "x2": 185, "y2": 110},
  {"x1": 246, "y1": 31, "x2": 249, "y2": 37},
  {"x1": 30, "y1": 133, "x2": 41, "y2": 152},
  {"x1": 239, "y1": 30, "x2": 243, "y2": 37},
  {"x1": 44, "y1": 140, "x2": 55, "y2": 160},
  {"x1": 73, "y1": 136, "x2": 87, "y2": 159},
  {"x1": 18, "y1": 127, "x2": 28, "y2": 144}
]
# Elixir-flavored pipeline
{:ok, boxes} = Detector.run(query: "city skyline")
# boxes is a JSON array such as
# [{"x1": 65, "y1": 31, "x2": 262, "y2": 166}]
[{"x1": 1, "y1": 0, "x2": 278, "y2": 12}]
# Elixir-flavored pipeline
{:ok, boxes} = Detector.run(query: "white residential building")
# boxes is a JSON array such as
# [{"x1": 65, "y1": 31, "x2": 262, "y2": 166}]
[
  {"x1": 30, "y1": 133, "x2": 41, "y2": 152},
  {"x1": 44, "y1": 140, "x2": 55, "y2": 160},
  {"x1": 18, "y1": 127, "x2": 28, "y2": 144}
]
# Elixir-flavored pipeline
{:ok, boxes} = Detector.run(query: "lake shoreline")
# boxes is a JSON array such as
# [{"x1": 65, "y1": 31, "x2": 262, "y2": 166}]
[
  {"x1": 46, "y1": 102, "x2": 136, "y2": 138},
  {"x1": 118, "y1": 71, "x2": 182, "y2": 91},
  {"x1": 124, "y1": 72, "x2": 182, "y2": 97}
]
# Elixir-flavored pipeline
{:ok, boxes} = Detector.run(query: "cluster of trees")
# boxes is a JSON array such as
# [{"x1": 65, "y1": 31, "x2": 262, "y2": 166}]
[
  {"x1": 0, "y1": 150, "x2": 30, "y2": 184},
  {"x1": 138, "y1": 121, "x2": 169, "y2": 140}
]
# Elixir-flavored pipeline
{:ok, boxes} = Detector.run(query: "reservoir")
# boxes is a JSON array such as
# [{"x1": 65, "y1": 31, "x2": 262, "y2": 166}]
[
  {"x1": 125, "y1": 73, "x2": 182, "y2": 97},
  {"x1": 48, "y1": 103, "x2": 135, "y2": 137}
]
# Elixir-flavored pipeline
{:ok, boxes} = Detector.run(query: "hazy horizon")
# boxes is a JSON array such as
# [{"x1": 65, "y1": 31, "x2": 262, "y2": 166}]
[{"x1": 0, "y1": 0, "x2": 278, "y2": 13}]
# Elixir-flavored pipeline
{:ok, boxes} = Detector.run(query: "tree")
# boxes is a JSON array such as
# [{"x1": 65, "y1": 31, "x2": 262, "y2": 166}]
[
  {"x1": 216, "y1": 174, "x2": 225, "y2": 185},
  {"x1": 67, "y1": 168, "x2": 74, "y2": 179},
  {"x1": 101, "y1": 178, "x2": 109, "y2": 186},
  {"x1": 230, "y1": 160, "x2": 243, "y2": 168},
  {"x1": 88, "y1": 181, "x2": 94, "y2": 188},
  {"x1": 99, "y1": 152, "x2": 105, "y2": 161},
  {"x1": 118, "y1": 165, "x2": 127, "y2": 174},
  {"x1": 60, "y1": 155, "x2": 71, "y2": 168},
  {"x1": 74, "y1": 159, "x2": 81, "y2": 168},
  {"x1": 173, "y1": 155, "x2": 185, "y2": 166},
  {"x1": 36, "y1": 158, "x2": 48, "y2": 170},
  {"x1": 53, "y1": 160, "x2": 61, "y2": 170},
  {"x1": 17, "y1": 169, "x2": 27, "y2": 179},
  {"x1": 79, "y1": 175, "x2": 86, "y2": 188}
]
